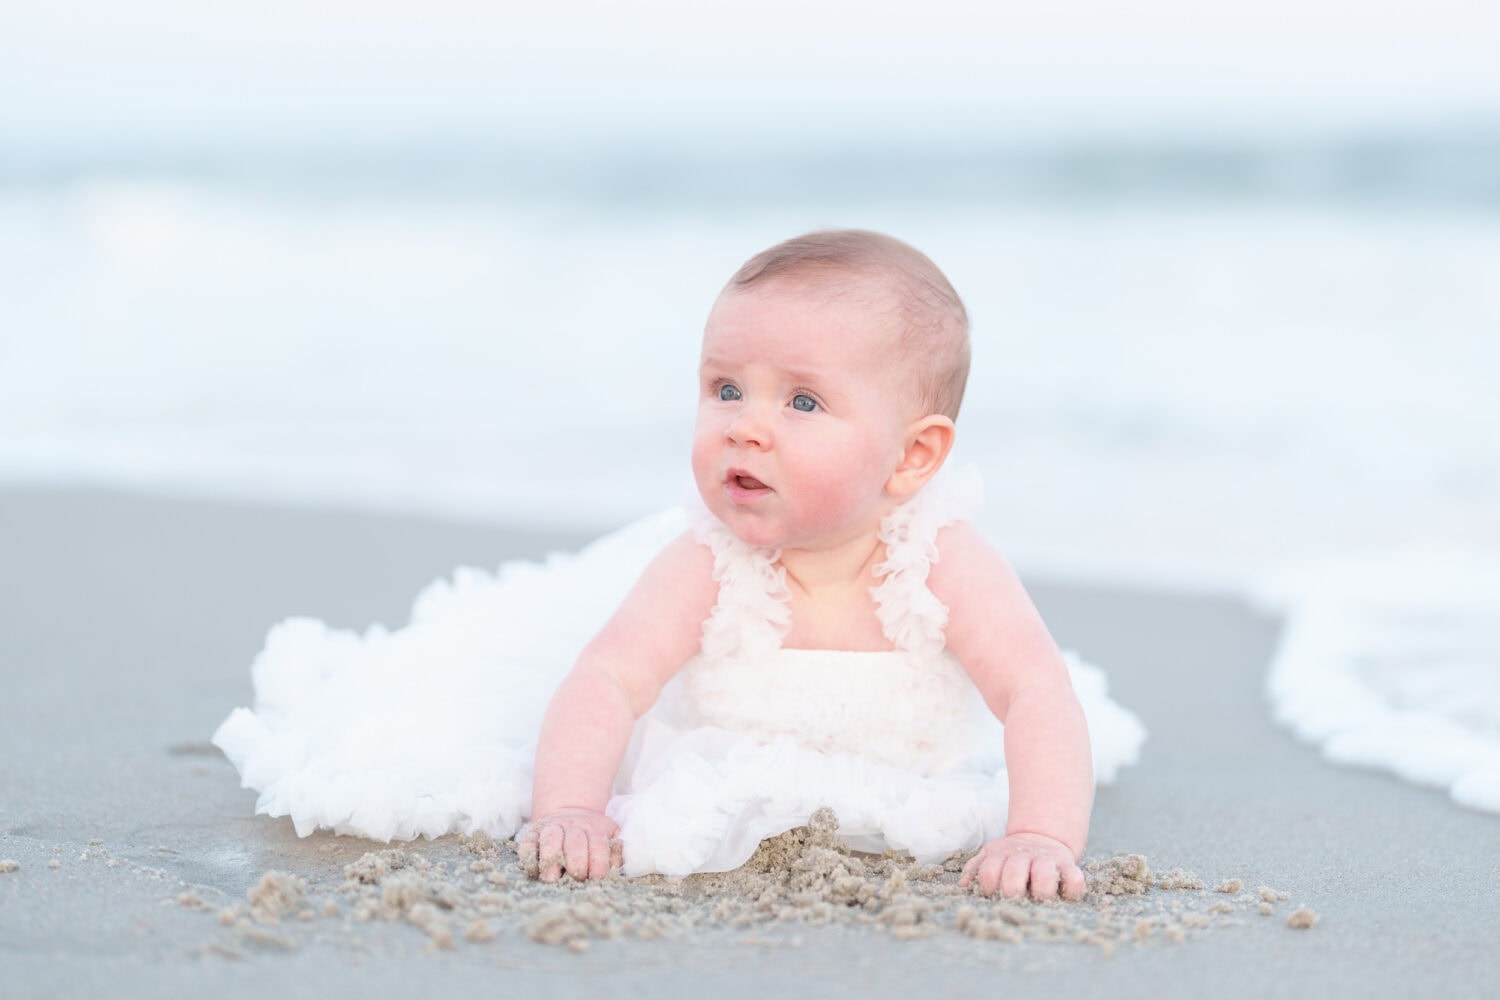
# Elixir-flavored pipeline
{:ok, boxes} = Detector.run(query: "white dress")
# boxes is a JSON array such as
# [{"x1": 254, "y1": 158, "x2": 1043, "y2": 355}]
[{"x1": 213, "y1": 471, "x2": 1146, "y2": 876}]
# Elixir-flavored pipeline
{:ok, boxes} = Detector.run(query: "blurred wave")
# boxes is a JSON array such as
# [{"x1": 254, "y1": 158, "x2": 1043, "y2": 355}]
[
  {"x1": 2, "y1": 132, "x2": 1497, "y2": 815},
  {"x1": 6, "y1": 130, "x2": 1500, "y2": 208}
]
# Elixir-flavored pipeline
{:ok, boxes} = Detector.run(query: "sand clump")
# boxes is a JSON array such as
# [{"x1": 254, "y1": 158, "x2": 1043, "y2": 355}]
[
  {"x1": 1287, "y1": 906, "x2": 1318, "y2": 929},
  {"x1": 193, "y1": 808, "x2": 1314, "y2": 955},
  {"x1": 464, "y1": 918, "x2": 496, "y2": 943},
  {"x1": 0, "y1": 859, "x2": 18, "y2": 873},
  {"x1": 1084, "y1": 853, "x2": 1152, "y2": 895},
  {"x1": 1152, "y1": 868, "x2": 1203, "y2": 891},
  {"x1": 241, "y1": 927, "x2": 298, "y2": 950},
  {"x1": 688, "y1": 809, "x2": 944, "y2": 941},
  {"x1": 1255, "y1": 885, "x2": 1289, "y2": 917},
  {"x1": 247, "y1": 871, "x2": 310, "y2": 923}
]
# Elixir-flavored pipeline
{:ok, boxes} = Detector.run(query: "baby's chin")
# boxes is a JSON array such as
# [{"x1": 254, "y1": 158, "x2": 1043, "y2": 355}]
[
  {"x1": 712, "y1": 511, "x2": 786, "y2": 550},
  {"x1": 701, "y1": 503, "x2": 795, "y2": 551},
  {"x1": 720, "y1": 516, "x2": 860, "y2": 553}
]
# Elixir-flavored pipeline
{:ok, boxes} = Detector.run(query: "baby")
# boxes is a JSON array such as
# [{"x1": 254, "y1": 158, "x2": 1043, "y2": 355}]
[{"x1": 521, "y1": 230, "x2": 1095, "y2": 901}]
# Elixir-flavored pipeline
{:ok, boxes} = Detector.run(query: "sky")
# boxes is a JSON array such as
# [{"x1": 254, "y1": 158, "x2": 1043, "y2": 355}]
[{"x1": 3, "y1": 1, "x2": 1499, "y2": 145}]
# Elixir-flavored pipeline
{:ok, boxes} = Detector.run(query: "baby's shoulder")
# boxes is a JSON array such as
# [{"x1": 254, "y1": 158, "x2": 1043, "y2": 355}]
[
  {"x1": 931, "y1": 518, "x2": 1000, "y2": 565},
  {"x1": 610, "y1": 529, "x2": 718, "y2": 627},
  {"x1": 649, "y1": 529, "x2": 719, "y2": 585},
  {"x1": 927, "y1": 519, "x2": 1055, "y2": 685},
  {"x1": 928, "y1": 520, "x2": 1021, "y2": 609}
]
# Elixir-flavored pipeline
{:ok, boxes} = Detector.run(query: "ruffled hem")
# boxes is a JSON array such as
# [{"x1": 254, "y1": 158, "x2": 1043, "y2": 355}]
[
  {"x1": 607, "y1": 647, "x2": 1145, "y2": 876},
  {"x1": 215, "y1": 705, "x2": 536, "y2": 841},
  {"x1": 211, "y1": 506, "x2": 690, "y2": 842},
  {"x1": 607, "y1": 720, "x2": 1010, "y2": 876}
]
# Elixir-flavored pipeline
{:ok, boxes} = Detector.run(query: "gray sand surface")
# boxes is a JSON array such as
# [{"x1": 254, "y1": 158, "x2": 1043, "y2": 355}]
[{"x1": 2, "y1": 486, "x2": 1497, "y2": 998}]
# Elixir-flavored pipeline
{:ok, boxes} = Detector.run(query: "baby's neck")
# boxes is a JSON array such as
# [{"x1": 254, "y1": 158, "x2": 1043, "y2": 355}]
[{"x1": 778, "y1": 530, "x2": 886, "y2": 598}]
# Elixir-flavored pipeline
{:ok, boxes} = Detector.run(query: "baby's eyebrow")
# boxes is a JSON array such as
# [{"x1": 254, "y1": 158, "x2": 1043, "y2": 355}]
[
  {"x1": 779, "y1": 369, "x2": 825, "y2": 386},
  {"x1": 698, "y1": 357, "x2": 825, "y2": 386}
]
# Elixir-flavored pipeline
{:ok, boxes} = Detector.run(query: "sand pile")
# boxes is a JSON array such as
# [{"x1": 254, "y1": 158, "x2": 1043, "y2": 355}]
[{"x1": 201, "y1": 808, "x2": 1316, "y2": 955}]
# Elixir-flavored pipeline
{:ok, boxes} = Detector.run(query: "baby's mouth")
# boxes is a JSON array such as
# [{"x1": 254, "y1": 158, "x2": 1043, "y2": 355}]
[{"x1": 731, "y1": 474, "x2": 769, "y2": 491}]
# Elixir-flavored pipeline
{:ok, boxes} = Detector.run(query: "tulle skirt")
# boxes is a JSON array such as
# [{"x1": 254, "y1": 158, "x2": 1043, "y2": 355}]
[{"x1": 214, "y1": 506, "x2": 1147, "y2": 873}]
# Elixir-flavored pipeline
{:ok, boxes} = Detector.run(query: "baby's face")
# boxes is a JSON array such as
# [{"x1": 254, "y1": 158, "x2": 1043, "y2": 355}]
[{"x1": 692, "y1": 279, "x2": 916, "y2": 550}]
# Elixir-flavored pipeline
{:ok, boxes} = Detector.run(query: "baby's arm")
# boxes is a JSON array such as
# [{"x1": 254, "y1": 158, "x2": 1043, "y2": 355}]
[
  {"x1": 521, "y1": 531, "x2": 717, "y2": 882},
  {"x1": 928, "y1": 521, "x2": 1094, "y2": 901}
]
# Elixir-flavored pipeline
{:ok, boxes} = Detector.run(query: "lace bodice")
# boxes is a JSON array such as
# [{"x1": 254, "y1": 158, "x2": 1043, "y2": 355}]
[{"x1": 670, "y1": 469, "x2": 992, "y2": 775}]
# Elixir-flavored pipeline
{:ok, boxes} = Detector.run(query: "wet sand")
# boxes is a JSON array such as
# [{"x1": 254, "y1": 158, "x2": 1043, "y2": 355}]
[{"x1": 2, "y1": 486, "x2": 1497, "y2": 998}]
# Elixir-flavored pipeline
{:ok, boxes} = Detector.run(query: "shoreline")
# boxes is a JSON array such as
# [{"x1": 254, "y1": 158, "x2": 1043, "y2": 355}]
[{"x1": 3, "y1": 486, "x2": 1497, "y2": 997}]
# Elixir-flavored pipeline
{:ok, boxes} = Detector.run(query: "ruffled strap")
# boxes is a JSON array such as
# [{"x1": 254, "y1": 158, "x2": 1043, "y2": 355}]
[
  {"x1": 871, "y1": 464, "x2": 983, "y2": 656},
  {"x1": 692, "y1": 518, "x2": 790, "y2": 661},
  {"x1": 691, "y1": 464, "x2": 982, "y2": 659}
]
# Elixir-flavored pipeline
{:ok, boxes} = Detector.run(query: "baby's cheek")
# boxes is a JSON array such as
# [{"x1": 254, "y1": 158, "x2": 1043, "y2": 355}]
[
  {"x1": 689, "y1": 428, "x2": 719, "y2": 487},
  {"x1": 797, "y1": 464, "x2": 869, "y2": 528}
]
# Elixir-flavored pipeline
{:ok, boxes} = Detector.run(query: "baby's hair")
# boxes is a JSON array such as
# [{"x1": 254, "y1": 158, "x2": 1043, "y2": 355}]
[{"x1": 726, "y1": 229, "x2": 971, "y2": 420}]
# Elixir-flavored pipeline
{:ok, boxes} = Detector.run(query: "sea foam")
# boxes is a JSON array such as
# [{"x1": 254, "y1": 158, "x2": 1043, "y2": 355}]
[{"x1": 1258, "y1": 549, "x2": 1500, "y2": 815}]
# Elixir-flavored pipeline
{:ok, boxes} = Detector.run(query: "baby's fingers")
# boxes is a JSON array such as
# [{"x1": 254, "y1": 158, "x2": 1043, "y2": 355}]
[
  {"x1": 586, "y1": 831, "x2": 614, "y2": 881},
  {"x1": 957, "y1": 851, "x2": 982, "y2": 888},
  {"x1": 1060, "y1": 861, "x2": 1087, "y2": 901},
  {"x1": 538, "y1": 823, "x2": 566, "y2": 882},
  {"x1": 562, "y1": 827, "x2": 591, "y2": 881},
  {"x1": 960, "y1": 851, "x2": 1008, "y2": 893},
  {"x1": 1028, "y1": 858, "x2": 1061, "y2": 901},
  {"x1": 1000, "y1": 853, "x2": 1035, "y2": 899},
  {"x1": 518, "y1": 827, "x2": 540, "y2": 878}
]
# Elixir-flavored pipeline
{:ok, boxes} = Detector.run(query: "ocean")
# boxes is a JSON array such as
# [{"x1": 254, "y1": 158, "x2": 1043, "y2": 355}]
[{"x1": 3, "y1": 135, "x2": 1497, "y2": 811}]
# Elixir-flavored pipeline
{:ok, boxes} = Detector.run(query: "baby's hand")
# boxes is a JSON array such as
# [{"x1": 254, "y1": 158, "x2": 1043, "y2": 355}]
[
  {"x1": 959, "y1": 832, "x2": 1086, "y2": 901},
  {"x1": 518, "y1": 808, "x2": 622, "y2": 882}
]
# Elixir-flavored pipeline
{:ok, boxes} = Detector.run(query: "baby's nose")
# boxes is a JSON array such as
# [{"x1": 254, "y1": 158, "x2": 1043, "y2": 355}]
[{"x1": 725, "y1": 406, "x2": 772, "y2": 448}]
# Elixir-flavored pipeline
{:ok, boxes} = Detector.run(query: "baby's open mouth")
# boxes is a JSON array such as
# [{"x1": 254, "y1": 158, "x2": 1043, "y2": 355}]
[{"x1": 732, "y1": 474, "x2": 769, "y2": 491}]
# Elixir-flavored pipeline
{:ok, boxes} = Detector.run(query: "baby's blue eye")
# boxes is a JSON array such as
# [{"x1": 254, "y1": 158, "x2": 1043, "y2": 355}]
[
  {"x1": 718, "y1": 384, "x2": 742, "y2": 402},
  {"x1": 791, "y1": 394, "x2": 818, "y2": 412}
]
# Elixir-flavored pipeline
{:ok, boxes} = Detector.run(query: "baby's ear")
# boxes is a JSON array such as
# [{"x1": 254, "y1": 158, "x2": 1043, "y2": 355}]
[{"x1": 887, "y1": 415, "x2": 955, "y2": 497}]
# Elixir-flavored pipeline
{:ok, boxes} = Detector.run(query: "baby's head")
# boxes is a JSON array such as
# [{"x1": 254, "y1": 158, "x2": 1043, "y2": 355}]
[
  {"x1": 721, "y1": 230, "x2": 970, "y2": 422},
  {"x1": 693, "y1": 230, "x2": 970, "y2": 549}
]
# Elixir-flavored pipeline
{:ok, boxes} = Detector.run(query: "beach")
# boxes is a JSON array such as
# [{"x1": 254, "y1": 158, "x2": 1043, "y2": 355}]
[{"x1": 2, "y1": 486, "x2": 1497, "y2": 999}]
